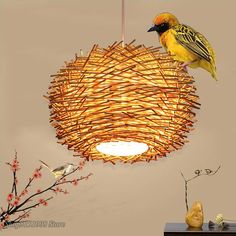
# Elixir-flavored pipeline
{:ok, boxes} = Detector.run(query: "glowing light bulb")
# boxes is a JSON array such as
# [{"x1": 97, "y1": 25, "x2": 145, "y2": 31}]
[{"x1": 96, "y1": 141, "x2": 148, "y2": 156}]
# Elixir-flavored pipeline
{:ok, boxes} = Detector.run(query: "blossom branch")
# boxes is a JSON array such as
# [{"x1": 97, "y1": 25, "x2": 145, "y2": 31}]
[
  {"x1": 0, "y1": 153, "x2": 92, "y2": 230},
  {"x1": 5, "y1": 209, "x2": 31, "y2": 226},
  {"x1": 14, "y1": 197, "x2": 54, "y2": 213}
]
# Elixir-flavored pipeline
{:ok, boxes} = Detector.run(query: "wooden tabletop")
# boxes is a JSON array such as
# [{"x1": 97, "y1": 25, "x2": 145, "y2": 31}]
[{"x1": 164, "y1": 223, "x2": 236, "y2": 235}]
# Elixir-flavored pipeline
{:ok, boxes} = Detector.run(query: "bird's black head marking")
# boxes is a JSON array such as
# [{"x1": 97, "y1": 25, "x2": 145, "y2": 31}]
[{"x1": 148, "y1": 22, "x2": 170, "y2": 35}]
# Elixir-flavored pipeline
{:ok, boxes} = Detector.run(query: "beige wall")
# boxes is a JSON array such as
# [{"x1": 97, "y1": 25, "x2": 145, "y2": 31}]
[{"x1": 1, "y1": 0, "x2": 236, "y2": 235}]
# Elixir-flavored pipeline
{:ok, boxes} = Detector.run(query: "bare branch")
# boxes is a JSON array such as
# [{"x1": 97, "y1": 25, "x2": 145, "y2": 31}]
[{"x1": 181, "y1": 165, "x2": 221, "y2": 213}]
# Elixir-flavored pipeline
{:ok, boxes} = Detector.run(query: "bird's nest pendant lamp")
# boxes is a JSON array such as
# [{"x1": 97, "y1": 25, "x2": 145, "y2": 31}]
[{"x1": 46, "y1": 1, "x2": 200, "y2": 164}]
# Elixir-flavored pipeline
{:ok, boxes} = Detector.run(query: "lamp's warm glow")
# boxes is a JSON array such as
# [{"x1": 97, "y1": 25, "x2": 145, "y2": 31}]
[
  {"x1": 96, "y1": 141, "x2": 149, "y2": 156},
  {"x1": 47, "y1": 41, "x2": 200, "y2": 164}
]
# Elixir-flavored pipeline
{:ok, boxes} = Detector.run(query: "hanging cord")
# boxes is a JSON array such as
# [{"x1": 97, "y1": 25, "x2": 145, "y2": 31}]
[{"x1": 121, "y1": 0, "x2": 125, "y2": 47}]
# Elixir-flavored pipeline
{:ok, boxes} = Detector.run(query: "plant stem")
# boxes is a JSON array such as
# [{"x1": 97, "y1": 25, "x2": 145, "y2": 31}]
[{"x1": 181, "y1": 165, "x2": 221, "y2": 213}]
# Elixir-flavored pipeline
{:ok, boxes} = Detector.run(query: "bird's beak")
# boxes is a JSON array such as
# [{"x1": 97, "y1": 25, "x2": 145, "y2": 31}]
[{"x1": 147, "y1": 25, "x2": 158, "y2": 32}]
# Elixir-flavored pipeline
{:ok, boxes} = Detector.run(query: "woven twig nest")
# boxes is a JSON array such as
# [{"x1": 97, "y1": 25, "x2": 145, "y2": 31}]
[{"x1": 46, "y1": 41, "x2": 200, "y2": 164}]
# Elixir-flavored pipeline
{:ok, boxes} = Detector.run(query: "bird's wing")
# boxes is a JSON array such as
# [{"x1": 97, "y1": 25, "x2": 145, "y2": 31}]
[
  {"x1": 53, "y1": 165, "x2": 66, "y2": 173},
  {"x1": 39, "y1": 160, "x2": 52, "y2": 171},
  {"x1": 173, "y1": 24, "x2": 212, "y2": 62},
  {"x1": 53, "y1": 165, "x2": 70, "y2": 178}
]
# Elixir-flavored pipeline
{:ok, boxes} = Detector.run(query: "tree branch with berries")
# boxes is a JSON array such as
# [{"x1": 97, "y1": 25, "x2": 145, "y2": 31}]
[
  {"x1": 0, "y1": 151, "x2": 93, "y2": 230},
  {"x1": 181, "y1": 165, "x2": 221, "y2": 212}
]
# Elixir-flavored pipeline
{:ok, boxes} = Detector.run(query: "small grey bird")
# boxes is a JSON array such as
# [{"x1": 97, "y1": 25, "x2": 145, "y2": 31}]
[
  {"x1": 205, "y1": 168, "x2": 213, "y2": 175},
  {"x1": 194, "y1": 169, "x2": 202, "y2": 176},
  {"x1": 39, "y1": 160, "x2": 75, "y2": 178}
]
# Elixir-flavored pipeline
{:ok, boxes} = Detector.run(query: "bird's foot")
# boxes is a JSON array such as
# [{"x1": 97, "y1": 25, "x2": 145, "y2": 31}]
[{"x1": 180, "y1": 62, "x2": 191, "y2": 72}]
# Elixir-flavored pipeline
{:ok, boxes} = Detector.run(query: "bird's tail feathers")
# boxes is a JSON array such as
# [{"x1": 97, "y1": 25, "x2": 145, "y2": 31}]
[
  {"x1": 201, "y1": 60, "x2": 217, "y2": 81},
  {"x1": 39, "y1": 160, "x2": 53, "y2": 171},
  {"x1": 211, "y1": 66, "x2": 217, "y2": 81},
  {"x1": 210, "y1": 56, "x2": 217, "y2": 81}
]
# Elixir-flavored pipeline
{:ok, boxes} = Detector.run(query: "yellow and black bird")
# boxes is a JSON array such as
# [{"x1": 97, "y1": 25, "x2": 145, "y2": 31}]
[{"x1": 148, "y1": 12, "x2": 217, "y2": 80}]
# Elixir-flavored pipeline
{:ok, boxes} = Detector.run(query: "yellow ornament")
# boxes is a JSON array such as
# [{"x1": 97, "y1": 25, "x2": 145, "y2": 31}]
[{"x1": 185, "y1": 201, "x2": 204, "y2": 228}]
